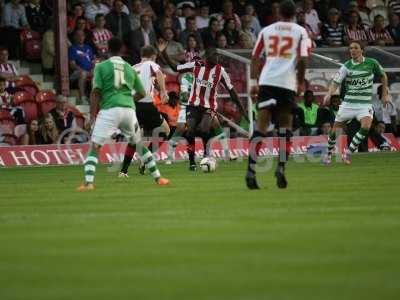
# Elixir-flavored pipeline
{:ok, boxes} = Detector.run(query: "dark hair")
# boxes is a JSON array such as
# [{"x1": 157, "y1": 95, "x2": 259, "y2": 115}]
[
  {"x1": 0, "y1": 76, "x2": 6, "y2": 83},
  {"x1": 186, "y1": 16, "x2": 196, "y2": 23},
  {"x1": 209, "y1": 17, "x2": 219, "y2": 27},
  {"x1": 95, "y1": 13, "x2": 105, "y2": 21},
  {"x1": 76, "y1": 16, "x2": 86, "y2": 24},
  {"x1": 108, "y1": 37, "x2": 123, "y2": 54},
  {"x1": 377, "y1": 84, "x2": 383, "y2": 99},
  {"x1": 304, "y1": 90, "x2": 314, "y2": 97},
  {"x1": 0, "y1": 46, "x2": 7, "y2": 52},
  {"x1": 374, "y1": 14, "x2": 384, "y2": 22},
  {"x1": 280, "y1": 0, "x2": 297, "y2": 19},
  {"x1": 186, "y1": 34, "x2": 199, "y2": 50},
  {"x1": 349, "y1": 40, "x2": 365, "y2": 50},
  {"x1": 140, "y1": 45, "x2": 157, "y2": 58},
  {"x1": 168, "y1": 91, "x2": 179, "y2": 108}
]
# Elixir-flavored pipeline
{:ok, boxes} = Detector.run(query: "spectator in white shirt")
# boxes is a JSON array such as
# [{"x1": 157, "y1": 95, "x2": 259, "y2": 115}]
[
  {"x1": 303, "y1": 0, "x2": 322, "y2": 43},
  {"x1": 195, "y1": 3, "x2": 210, "y2": 30},
  {"x1": 85, "y1": 0, "x2": 110, "y2": 24}
]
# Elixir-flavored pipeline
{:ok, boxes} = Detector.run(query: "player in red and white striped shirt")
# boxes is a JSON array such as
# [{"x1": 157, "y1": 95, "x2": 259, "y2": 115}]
[
  {"x1": 0, "y1": 47, "x2": 19, "y2": 89},
  {"x1": 176, "y1": 47, "x2": 246, "y2": 170},
  {"x1": 246, "y1": 0, "x2": 311, "y2": 189},
  {"x1": 91, "y1": 14, "x2": 113, "y2": 55}
]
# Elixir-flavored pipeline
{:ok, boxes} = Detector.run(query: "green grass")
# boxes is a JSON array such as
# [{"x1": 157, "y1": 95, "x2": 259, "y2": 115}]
[{"x1": 1, "y1": 153, "x2": 400, "y2": 300}]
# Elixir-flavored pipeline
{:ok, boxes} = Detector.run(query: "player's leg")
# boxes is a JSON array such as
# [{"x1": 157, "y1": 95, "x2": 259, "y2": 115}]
[
  {"x1": 324, "y1": 121, "x2": 346, "y2": 164},
  {"x1": 167, "y1": 122, "x2": 186, "y2": 163},
  {"x1": 210, "y1": 115, "x2": 237, "y2": 160},
  {"x1": 246, "y1": 87, "x2": 272, "y2": 189},
  {"x1": 344, "y1": 113, "x2": 373, "y2": 164},
  {"x1": 186, "y1": 106, "x2": 202, "y2": 170},
  {"x1": 120, "y1": 108, "x2": 169, "y2": 185},
  {"x1": 198, "y1": 109, "x2": 214, "y2": 158},
  {"x1": 78, "y1": 109, "x2": 117, "y2": 190},
  {"x1": 275, "y1": 98, "x2": 295, "y2": 189}
]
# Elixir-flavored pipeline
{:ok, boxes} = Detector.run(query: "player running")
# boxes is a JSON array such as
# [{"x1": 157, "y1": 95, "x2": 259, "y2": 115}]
[
  {"x1": 171, "y1": 48, "x2": 247, "y2": 170},
  {"x1": 119, "y1": 45, "x2": 170, "y2": 177},
  {"x1": 246, "y1": 0, "x2": 311, "y2": 189},
  {"x1": 77, "y1": 38, "x2": 169, "y2": 191},
  {"x1": 323, "y1": 41, "x2": 389, "y2": 165},
  {"x1": 165, "y1": 66, "x2": 239, "y2": 164}
]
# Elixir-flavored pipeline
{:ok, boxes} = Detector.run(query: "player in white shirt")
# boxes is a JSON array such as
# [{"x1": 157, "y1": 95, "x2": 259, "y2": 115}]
[
  {"x1": 120, "y1": 45, "x2": 170, "y2": 177},
  {"x1": 246, "y1": 0, "x2": 311, "y2": 190}
]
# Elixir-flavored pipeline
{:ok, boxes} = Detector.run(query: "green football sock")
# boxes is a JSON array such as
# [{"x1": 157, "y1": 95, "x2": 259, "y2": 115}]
[
  {"x1": 84, "y1": 150, "x2": 98, "y2": 184},
  {"x1": 349, "y1": 128, "x2": 369, "y2": 153}
]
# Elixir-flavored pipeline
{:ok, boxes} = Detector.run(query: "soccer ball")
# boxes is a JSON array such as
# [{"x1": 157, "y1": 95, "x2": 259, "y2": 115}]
[{"x1": 199, "y1": 157, "x2": 217, "y2": 173}]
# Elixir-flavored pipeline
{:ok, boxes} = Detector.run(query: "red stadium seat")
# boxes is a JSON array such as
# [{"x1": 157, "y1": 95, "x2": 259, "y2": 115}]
[
  {"x1": 20, "y1": 29, "x2": 42, "y2": 62},
  {"x1": 13, "y1": 91, "x2": 39, "y2": 122},
  {"x1": 166, "y1": 82, "x2": 180, "y2": 94},
  {"x1": 36, "y1": 90, "x2": 57, "y2": 115},
  {"x1": 0, "y1": 110, "x2": 16, "y2": 134},
  {"x1": 165, "y1": 73, "x2": 179, "y2": 84},
  {"x1": 14, "y1": 75, "x2": 39, "y2": 97}
]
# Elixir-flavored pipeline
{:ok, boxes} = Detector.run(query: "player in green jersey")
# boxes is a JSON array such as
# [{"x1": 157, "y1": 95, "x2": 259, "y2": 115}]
[
  {"x1": 323, "y1": 41, "x2": 389, "y2": 165},
  {"x1": 77, "y1": 38, "x2": 169, "y2": 191}
]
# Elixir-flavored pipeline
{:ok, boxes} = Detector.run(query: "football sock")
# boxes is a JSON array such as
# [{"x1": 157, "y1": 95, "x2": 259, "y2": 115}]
[
  {"x1": 167, "y1": 131, "x2": 181, "y2": 159},
  {"x1": 202, "y1": 132, "x2": 211, "y2": 157},
  {"x1": 327, "y1": 131, "x2": 336, "y2": 156},
  {"x1": 138, "y1": 146, "x2": 160, "y2": 180},
  {"x1": 120, "y1": 144, "x2": 136, "y2": 174},
  {"x1": 84, "y1": 150, "x2": 98, "y2": 184},
  {"x1": 213, "y1": 127, "x2": 230, "y2": 157},
  {"x1": 277, "y1": 129, "x2": 292, "y2": 172},
  {"x1": 187, "y1": 135, "x2": 196, "y2": 165},
  {"x1": 349, "y1": 127, "x2": 369, "y2": 153},
  {"x1": 247, "y1": 130, "x2": 265, "y2": 176}
]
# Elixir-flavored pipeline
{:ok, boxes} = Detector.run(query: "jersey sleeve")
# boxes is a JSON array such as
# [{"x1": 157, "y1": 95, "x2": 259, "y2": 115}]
[
  {"x1": 299, "y1": 28, "x2": 312, "y2": 57},
  {"x1": 373, "y1": 59, "x2": 385, "y2": 77},
  {"x1": 332, "y1": 65, "x2": 348, "y2": 85},
  {"x1": 150, "y1": 61, "x2": 161, "y2": 75},
  {"x1": 92, "y1": 63, "x2": 103, "y2": 90},
  {"x1": 220, "y1": 67, "x2": 233, "y2": 90},
  {"x1": 177, "y1": 61, "x2": 195, "y2": 73},
  {"x1": 252, "y1": 31, "x2": 265, "y2": 59}
]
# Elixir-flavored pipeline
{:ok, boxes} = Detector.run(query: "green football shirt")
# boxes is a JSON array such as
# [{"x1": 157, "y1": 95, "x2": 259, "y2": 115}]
[
  {"x1": 333, "y1": 57, "x2": 385, "y2": 105},
  {"x1": 92, "y1": 56, "x2": 144, "y2": 110}
]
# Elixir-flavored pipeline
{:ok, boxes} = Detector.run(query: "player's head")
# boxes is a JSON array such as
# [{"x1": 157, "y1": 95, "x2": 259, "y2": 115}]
[
  {"x1": 204, "y1": 47, "x2": 219, "y2": 66},
  {"x1": 349, "y1": 41, "x2": 364, "y2": 60},
  {"x1": 167, "y1": 91, "x2": 179, "y2": 107},
  {"x1": 140, "y1": 45, "x2": 157, "y2": 61},
  {"x1": 280, "y1": 0, "x2": 297, "y2": 20},
  {"x1": 304, "y1": 90, "x2": 314, "y2": 105},
  {"x1": 376, "y1": 121, "x2": 386, "y2": 134},
  {"x1": 330, "y1": 94, "x2": 341, "y2": 109},
  {"x1": 108, "y1": 37, "x2": 123, "y2": 56}
]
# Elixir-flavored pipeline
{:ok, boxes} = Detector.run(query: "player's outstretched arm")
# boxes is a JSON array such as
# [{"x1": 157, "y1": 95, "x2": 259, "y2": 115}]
[
  {"x1": 323, "y1": 82, "x2": 339, "y2": 106},
  {"x1": 155, "y1": 70, "x2": 169, "y2": 103},
  {"x1": 90, "y1": 88, "x2": 101, "y2": 125},
  {"x1": 296, "y1": 57, "x2": 308, "y2": 95},
  {"x1": 380, "y1": 72, "x2": 390, "y2": 108}
]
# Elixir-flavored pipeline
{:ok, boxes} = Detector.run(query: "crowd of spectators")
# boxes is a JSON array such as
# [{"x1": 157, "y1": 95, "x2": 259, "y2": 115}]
[{"x1": 1, "y1": 0, "x2": 400, "y2": 145}]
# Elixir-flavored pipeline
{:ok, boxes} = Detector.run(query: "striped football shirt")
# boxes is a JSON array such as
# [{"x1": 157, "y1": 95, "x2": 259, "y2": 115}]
[
  {"x1": 177, "y1": 61, "x2": 233, "y2": 111},
  {"x1": 333, "y1": 57, "x2": 385, "y2": 105}
]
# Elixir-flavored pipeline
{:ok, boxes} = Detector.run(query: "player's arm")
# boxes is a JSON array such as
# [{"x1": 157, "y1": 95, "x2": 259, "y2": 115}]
[
  {"x1": 221, "y1": 68, "x2": 249, "y2": 121},
  {"x1": 324, "y1": 65, "x2": 346, "y2": 106},
  {"x1": 250, "y1": 31, "x2": 264, "y2": 99},
  {"x1": 376, "y1": 61, "x2": 389, "y2": 107},
  {"x1": 90, "y1": 88, "x2": 100, "y2": 124},
  {"x1": 133, "y1": 71, "x2": 146, "y2": 102},
  {"x1": 155, "y1": 69, "x2": 168, "y2": 103},
  {"x1": 297, "y1": 30, "x2": 312, "y2": 95}
]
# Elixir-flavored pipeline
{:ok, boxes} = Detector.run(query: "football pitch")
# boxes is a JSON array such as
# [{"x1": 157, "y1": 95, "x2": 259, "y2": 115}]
[{"x1": 1, "y1": 153, "x2": 400, "y2": 300}]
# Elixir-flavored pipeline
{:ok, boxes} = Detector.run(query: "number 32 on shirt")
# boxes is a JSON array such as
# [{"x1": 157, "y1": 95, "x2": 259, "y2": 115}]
[{"x1": 267, "y1": 36, "x2": 293, "y2": 59}]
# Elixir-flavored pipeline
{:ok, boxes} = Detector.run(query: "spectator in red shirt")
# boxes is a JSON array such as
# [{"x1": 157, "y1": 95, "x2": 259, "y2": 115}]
[
  {"x1": 0, "y1": 76, "x2": 25, "y2": 125},
  {"x1": 0, "y1": 48, "x2": 19, "y2": 82},
  {"x1": 91, "y1": 13, "x2": 113, "y2": 56},
  {"x1": 344, "y1": 10, "x2": 370, "y2": 46},
  {"x1": 184, "y1": 34, "x2": 201, "y2": 63},
  {"x1": 67, "y1": 3, "x2": 85, "y2": 34},
  {"x1": 369, "y1": 14, "x2": 394, "y2": 46}
]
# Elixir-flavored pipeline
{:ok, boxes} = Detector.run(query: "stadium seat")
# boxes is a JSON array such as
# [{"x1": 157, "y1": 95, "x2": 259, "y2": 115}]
[
  {"x1": 20, "y1": 29, "x2": 42, "y2": 62},
  {"x1": 14, "y1": 75, "x2": 39, "y2": 97},
  {"x1": 36, "y1": 90, "x2": 57, "y2": 115},
  {"x1": 165, "y1": 73, "x2": 179, "y2": 84},
  {"x1": 13, "y1": 91, "x2": 39, "y2": 122},
  {"x1": 166, "y1": 82, "x2": 180, "y2": 94},
  {"x1": 0, "y1": 110, "x2": 16, "y2": 134}
]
